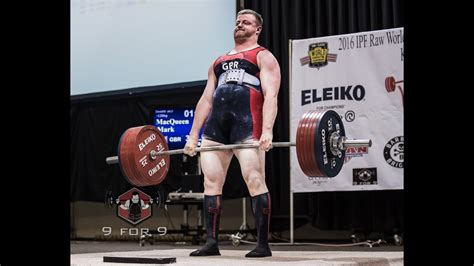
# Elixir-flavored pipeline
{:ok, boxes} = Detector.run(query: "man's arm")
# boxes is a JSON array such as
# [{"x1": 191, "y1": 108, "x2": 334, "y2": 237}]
[
  {"x1": 120, "y1": 200, "x2": 130, "y2": 210},
  {"x1": 257, "y1": 50, "x2": 281, "y2": 151},
  {"x1": 140, "y1": 199, "x2": 150, "y2": 209},
  {"x1": 184, "y1": 63, "x2": 217, "y2": 156}
]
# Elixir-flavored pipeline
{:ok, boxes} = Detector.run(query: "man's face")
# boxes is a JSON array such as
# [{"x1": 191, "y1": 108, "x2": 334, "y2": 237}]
[
  {"x1": 234, "y1": 14, "x2": 261, "y2": 43},
  {"x1": 131, "y1": 194, "x2": 139, "y2": 203}
]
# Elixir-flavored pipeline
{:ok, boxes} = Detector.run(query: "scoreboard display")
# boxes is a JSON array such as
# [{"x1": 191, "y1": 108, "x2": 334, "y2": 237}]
[{"x1": 153, "y1": 108, "x2": 203, "y2": 150}]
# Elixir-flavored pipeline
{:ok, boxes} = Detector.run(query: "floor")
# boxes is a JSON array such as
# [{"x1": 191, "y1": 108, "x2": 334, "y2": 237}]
[{"x1": 71, "y1": 240, "x2": 403, "y2": 265}]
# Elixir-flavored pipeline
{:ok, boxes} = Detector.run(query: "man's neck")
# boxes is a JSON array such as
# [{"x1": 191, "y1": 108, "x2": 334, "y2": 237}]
[{"x1": 232, "y1": 40, "x2": 259, "y2": 54}]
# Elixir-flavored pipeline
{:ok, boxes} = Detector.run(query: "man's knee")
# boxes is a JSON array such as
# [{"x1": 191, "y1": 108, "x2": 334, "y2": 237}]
[
  {"x1": 204, "y1": 176, "x2": 224, "y2": 192},
  {"x1": 245, "y1": 172, "x2": 266, "y2": 190}
]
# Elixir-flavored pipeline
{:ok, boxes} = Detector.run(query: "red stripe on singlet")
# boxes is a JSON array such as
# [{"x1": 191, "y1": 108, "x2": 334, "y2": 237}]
[{"x1": 249, "y1": 87, "x2": 263, "y2": 140}]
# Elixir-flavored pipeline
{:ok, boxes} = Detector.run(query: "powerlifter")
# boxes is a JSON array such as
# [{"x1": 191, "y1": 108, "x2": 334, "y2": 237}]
[{"x1": 184, "y1": 9, "x2": 281, "y2": 258}]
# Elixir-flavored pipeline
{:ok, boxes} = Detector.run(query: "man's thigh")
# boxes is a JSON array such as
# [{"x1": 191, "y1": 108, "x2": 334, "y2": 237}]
[
  {"x1": 200, "y1": 138, "x2": 233, "y2": 181},
  {"x1": 232, "y1": 139, "x2": 266, "y2": 178}
]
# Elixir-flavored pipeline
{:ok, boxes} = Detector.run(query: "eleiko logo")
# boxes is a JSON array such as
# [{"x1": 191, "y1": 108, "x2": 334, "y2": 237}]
[{"x1": 301, "y1": 85, "x2": 366, "y2": 106}]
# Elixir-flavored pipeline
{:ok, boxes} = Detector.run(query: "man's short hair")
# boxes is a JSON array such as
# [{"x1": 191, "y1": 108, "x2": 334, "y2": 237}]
[{"x1": 237, "y1": 9, "x2": 263, "y2": 27}]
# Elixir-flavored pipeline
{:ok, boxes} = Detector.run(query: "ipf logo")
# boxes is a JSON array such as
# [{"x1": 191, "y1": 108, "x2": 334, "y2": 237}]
[
  {"x1": 117, "y1": 188, "x2": 152, "y2": 225},
  {"x1": 300, "y1": 42, "x2": 337, "y2": 69}
]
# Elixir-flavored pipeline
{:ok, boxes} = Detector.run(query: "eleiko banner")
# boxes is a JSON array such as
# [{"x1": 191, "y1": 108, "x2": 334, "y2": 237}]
[{"x1": 289, "y1": 28, "x2": 404, "y2": 192}]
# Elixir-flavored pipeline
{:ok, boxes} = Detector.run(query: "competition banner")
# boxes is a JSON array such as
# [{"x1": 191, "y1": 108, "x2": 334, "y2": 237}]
[{"x1": 290, "y1": 28, "x2": 403, "y2": 192}]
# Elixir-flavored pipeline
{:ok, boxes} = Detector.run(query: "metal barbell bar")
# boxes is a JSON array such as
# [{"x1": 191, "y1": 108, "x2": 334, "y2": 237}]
[{"x1": 105, "y1": 139, "x2": 371, "y2": 165}]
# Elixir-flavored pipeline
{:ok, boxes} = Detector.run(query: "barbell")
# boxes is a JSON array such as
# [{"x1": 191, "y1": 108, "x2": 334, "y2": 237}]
[
  {"x1": 106, "y1": 110, "x2": 372, "y2": 187},
  {"x1": 104, "y1": 190, "x2": 162, "y2": 208},
  {"x1": 385, "y1": 76, "x2": 404, "y2": 106}
]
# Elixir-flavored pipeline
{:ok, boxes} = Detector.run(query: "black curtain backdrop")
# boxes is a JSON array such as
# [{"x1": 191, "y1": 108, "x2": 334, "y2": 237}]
[
  {"x1": 71, "y1": 0, "x2": 403, "y2": 238},
  {"x1": 71, "y1": 82, "x2": 251, "y2": 204},
  {"x1": 71, "y1": 83, "x2": 203, "y2": 202},
  {"x1": 241, "y1": 0, "x2": 404, "y2": 235}
]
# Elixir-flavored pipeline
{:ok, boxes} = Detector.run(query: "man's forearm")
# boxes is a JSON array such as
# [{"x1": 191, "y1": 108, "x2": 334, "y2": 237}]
[{"x1": 261, "y1": 94, "x2": 278, "y2": 134}]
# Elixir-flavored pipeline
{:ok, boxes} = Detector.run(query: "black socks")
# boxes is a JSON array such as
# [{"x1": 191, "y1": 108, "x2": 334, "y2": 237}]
[
  {"x1": 190, "y1": 195, "x2": 222, "y2": 256},
  {"x1": 189, "y1": 193, "x2": 272, "y2": 257},
  {"x1": 245, "y1": 192, "x2": 272, "y2": 257}
]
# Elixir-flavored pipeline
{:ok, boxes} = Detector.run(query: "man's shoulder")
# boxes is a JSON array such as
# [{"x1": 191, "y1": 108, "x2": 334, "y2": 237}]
[{"x1": 256, "y1": 48, "x2": 277, "y2": 61}]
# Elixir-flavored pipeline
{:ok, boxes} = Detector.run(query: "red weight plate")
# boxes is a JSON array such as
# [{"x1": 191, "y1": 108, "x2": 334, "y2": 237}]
[
  {"x1": 119, "y1": 127, "x2": 146, "y2": 186},
  {"x1": 119, "y1": 126, "x2": 170, "y2": 186},
  {"x1": 385, "y1": 76, "x2": 396, "y2": 92},
  {"x1": 296, "y1": 111, "x2": 312, "y2": 176},
  {"x1": 298, "y1": 111, "x2": 312, "y2": 176},
  {"x1": 310, "y1": 111, "x2": 326, "y2": 177},
  {"x1": 298, "y1": 110, "x2": 320, "y2": 177},
  {"x1": 123, "y1": 128, "x2": 149, "y2": 187},
  {"x1": 133, "y1": 126, "x2": 170, "y2": 186},
  {"x1": 307, "y1": 111, "x2": 325, "y2": 177}
]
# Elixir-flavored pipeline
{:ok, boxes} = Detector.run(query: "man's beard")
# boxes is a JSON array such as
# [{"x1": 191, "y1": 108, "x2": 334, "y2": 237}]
[{"x1": 234, "y1": 30, "x2": 253, "y2": 43}]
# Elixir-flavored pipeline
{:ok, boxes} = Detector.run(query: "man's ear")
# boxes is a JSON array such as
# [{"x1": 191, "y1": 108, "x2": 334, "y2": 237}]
[{"x1": 256, "y1": 26, "x2": 262, "y2": 35}]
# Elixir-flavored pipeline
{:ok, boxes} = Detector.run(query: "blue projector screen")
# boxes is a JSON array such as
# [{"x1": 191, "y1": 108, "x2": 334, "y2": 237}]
[{"x1": 154, "y1": 108, "x2": 203, "y2": 150}]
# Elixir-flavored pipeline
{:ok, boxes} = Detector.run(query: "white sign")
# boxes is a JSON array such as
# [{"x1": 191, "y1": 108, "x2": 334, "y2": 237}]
[{"x1": 289, "y1": 28, "x2": 404, "y2": 192}]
